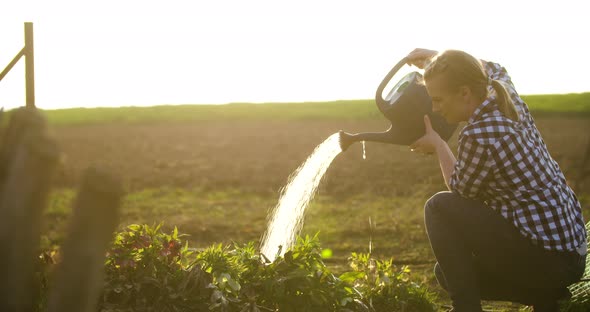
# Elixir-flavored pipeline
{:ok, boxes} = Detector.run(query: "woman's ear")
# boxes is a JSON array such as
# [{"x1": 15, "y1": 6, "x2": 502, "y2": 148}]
[{"x1": 459, "y1": 85, "x2": 471, "y2": 101}]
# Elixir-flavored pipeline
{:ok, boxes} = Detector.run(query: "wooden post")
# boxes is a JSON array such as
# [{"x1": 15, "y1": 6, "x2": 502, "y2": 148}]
[
  {"x1": 0, "y1": 107, "x2": 47, "y2": 185},
  {"x1": 47, "y1": 167, "x2": 123, "y2": 312},
  {"x1": 0, "y1": 48, "x2": 25, "y2": 83},
  {"x1": 0, "y1": 110, "x2": 59, "y2": 311},
  {"x1": 24, "y1": 22, "x2": 35, "y2": 109},
  {"x1": 0, "y1": 22, "x2": 35, "y2": 108}
]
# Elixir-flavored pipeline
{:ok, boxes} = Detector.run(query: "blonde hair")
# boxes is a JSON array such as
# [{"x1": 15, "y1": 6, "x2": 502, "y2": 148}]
[{"x1": 424, "y1": 50, "x2": 519, "y2": 122}]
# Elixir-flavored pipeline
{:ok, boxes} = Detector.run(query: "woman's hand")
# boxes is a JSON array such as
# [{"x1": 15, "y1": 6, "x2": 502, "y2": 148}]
[
  {"x1": 410, "y1": 115, "x2": 444, "y2": 155},
  {"x1": 406, "y1": 48, "x2": 438, "y2": 69}
]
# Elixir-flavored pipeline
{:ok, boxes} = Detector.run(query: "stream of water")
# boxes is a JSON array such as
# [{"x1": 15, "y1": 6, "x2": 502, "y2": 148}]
[{"x1": 259, "y1": 132, "x2": 342, "y2": 261}]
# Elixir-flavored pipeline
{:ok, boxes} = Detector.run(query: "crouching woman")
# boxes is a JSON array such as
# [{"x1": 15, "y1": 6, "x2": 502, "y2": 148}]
[{"x1": 407, "y1": 48, "x2": 587, "y2": 312}]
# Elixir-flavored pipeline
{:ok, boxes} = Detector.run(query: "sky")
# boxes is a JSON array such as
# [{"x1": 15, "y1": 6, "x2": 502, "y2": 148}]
[{"x1": 0, "y1": 0, "x2": 588, "y2": 110}]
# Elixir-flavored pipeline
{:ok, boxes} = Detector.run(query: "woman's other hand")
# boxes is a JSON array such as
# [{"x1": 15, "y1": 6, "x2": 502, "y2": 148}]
[
  {"x1": 406, "y1": 48, "x2": 438, "y2": 69},
  {"x1": 410, "y1": 115, "x2": 444, "y2": 155}
]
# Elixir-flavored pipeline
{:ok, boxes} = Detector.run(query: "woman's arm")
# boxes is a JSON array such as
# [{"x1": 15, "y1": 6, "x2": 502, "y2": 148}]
[
  {"x1": 410, "y1": 115, "x2": 456, "y2": 190},
  {"x1": 406, "y1": 48, "x2": 438, "y2": 69},
  {"x1": 482, "y1": 60, "x2": 514, "y2": 86},
  {"x1": 482, "y1": 59, "x2": 529, "y2": 119},
  {"x1": 411, "y1": 116, "x2": 492, "y2": 197},
  {"x1": 434, "y1": 139, "x2": 456, "y2": 191}
]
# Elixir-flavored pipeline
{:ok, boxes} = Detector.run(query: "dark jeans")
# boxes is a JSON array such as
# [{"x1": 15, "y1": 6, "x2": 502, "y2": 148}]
[{"x1": 424, "y1": 191, "x2": 586, "y2": 312}]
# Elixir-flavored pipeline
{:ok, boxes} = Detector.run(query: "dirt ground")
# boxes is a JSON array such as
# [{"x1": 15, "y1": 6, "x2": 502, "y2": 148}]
[{"x1": 51, "y1": 116, "x2": 590, "y2": 197}]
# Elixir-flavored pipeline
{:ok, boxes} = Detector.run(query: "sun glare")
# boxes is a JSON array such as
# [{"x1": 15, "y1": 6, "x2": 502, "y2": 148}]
[{"x1": 1, "y1": 0, "x2": 588, "y2": 110}]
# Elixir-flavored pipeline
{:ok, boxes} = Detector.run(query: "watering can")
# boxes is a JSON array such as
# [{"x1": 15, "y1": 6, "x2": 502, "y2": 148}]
[{"x1": 339, "y1": 57, "x2": 458, "y2": 151}]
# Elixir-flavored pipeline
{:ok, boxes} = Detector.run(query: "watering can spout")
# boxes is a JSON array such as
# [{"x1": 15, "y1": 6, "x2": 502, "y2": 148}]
[
  {"x1": 339, "y1": 127, "x2": 398, "y2": 151},
  {"x1": 339, "y1": 131, "x2": 355, "y2": 151}
]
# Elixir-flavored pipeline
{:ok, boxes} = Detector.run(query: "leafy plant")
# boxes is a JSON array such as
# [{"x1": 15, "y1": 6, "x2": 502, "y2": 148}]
[
  {"x1": 100, "y1": 224, "x2": 210, "y2": 312},
  {"x1": 345, "y1": 252, "x2": 436, "y2": 312},
  {"x1": 38, "y1": 224, "x2": 438, "y2": 311}
]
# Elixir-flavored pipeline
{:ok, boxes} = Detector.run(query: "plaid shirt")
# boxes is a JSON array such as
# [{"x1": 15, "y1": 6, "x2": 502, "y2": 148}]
[{"x1": 448, "y1": 61, "x2": 586, "y2": 252}]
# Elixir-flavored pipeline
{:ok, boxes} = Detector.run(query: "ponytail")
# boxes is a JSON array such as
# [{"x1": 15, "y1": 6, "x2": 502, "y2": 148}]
[
  {"x1": 490, "y1": 79, "x2": 519, "y2": 122},
  {"x1": 425, "y1": 50, "x2": 522, "y2": 123}
]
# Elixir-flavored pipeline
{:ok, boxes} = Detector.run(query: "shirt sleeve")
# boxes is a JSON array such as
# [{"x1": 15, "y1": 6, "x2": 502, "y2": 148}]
[
  {"x1": 449, "y1": 134, "x2": 493, "y2": 199},
  {"x1": 484, "y1": 61, "x2": 514, "y2": 88},
  {"x1": 483, "y1": 60, "x2": 529, "y2": 117}
]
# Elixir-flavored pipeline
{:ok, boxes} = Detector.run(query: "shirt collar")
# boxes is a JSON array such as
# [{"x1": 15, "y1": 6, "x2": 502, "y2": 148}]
[{"x1": 468, "y1": 95, "x2": 498, "y2": 124}]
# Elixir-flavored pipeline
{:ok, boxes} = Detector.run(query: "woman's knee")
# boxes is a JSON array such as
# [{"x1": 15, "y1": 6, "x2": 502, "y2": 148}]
[{"x1": 424, "y1": 191, "x2": 456, "y2": 217}]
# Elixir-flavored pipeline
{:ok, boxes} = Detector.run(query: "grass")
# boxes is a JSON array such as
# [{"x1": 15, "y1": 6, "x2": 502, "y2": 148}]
[
  {"x1": 521, "y1": 93, "x2": 590, "y2": 114},
  {"x1": 42, "y1": 186, "x2": 439, "y2": 289},
  {"x1": 39, "y1": 100, "x2": 381, "y2": 125},
  {"x1": 18, "y1": 92, "x2": 589, "y2": 126},
  {"x1": 43, "y1": 187, "x2": 431, "y2": 260},
  {"x1": 44, "y1": 187, "x2": 589, "y2": 311}
]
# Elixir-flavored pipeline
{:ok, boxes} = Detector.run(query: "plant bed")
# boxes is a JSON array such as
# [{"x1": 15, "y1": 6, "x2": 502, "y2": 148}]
[{"x1": 37, "y1": 224, "x2": 437, "y2": 312}]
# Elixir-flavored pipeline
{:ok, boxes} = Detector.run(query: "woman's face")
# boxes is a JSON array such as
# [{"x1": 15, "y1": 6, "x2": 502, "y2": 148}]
[{"x1": 425, "y1": 75, "x2": 471, "y2": 123}]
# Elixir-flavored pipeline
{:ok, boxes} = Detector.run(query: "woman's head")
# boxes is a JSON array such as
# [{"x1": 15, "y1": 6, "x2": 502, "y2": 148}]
[{"x1": 423, "y1": 50, "x2": 519, "y2": 123}]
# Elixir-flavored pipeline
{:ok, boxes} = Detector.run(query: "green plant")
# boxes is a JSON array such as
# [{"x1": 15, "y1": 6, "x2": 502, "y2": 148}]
[
  {"x1": 100, "y1": 224, "x2": 210, "y2": 312},
  {"x1": 247, "y1": 234, "x2": 363, "y2": 312},
  {"x1": 345, "y1": 252, "x2": 436, "y2": 312},
  {"x1": 38, "y1": 224, "x2": 438, "y2": 311}
]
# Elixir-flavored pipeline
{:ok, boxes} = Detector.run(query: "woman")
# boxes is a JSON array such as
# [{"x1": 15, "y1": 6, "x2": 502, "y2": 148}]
[{"x1": 407, "y1": 48, "x2": 586, "y2": 312}]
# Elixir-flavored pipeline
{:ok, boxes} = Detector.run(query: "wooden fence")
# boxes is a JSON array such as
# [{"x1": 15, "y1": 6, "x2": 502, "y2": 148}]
[{"x1": 0, "y1": 108, "x2": 124, "y2": 312}]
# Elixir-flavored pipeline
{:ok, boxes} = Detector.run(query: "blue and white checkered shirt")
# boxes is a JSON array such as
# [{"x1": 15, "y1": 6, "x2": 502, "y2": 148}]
[{"x1": 448, "y1": 61, "x2": 586, "y2": 252}]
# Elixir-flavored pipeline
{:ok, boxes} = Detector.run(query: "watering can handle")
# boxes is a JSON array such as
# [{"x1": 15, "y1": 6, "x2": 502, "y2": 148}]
[{"x1": 375, "y1": 57, "x2": 410, "y2": 104}]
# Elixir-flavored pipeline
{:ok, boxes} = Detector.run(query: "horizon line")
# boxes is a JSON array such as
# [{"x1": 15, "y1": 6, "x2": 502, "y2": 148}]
[{"x1": 18, "y1": 91, "x2": 590, "y2": 112}]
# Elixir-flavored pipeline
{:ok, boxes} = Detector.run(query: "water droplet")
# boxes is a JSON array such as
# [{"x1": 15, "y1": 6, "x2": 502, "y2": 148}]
[{"x1": 362, "y1": 141, "x2": 366, "y2": 160}]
